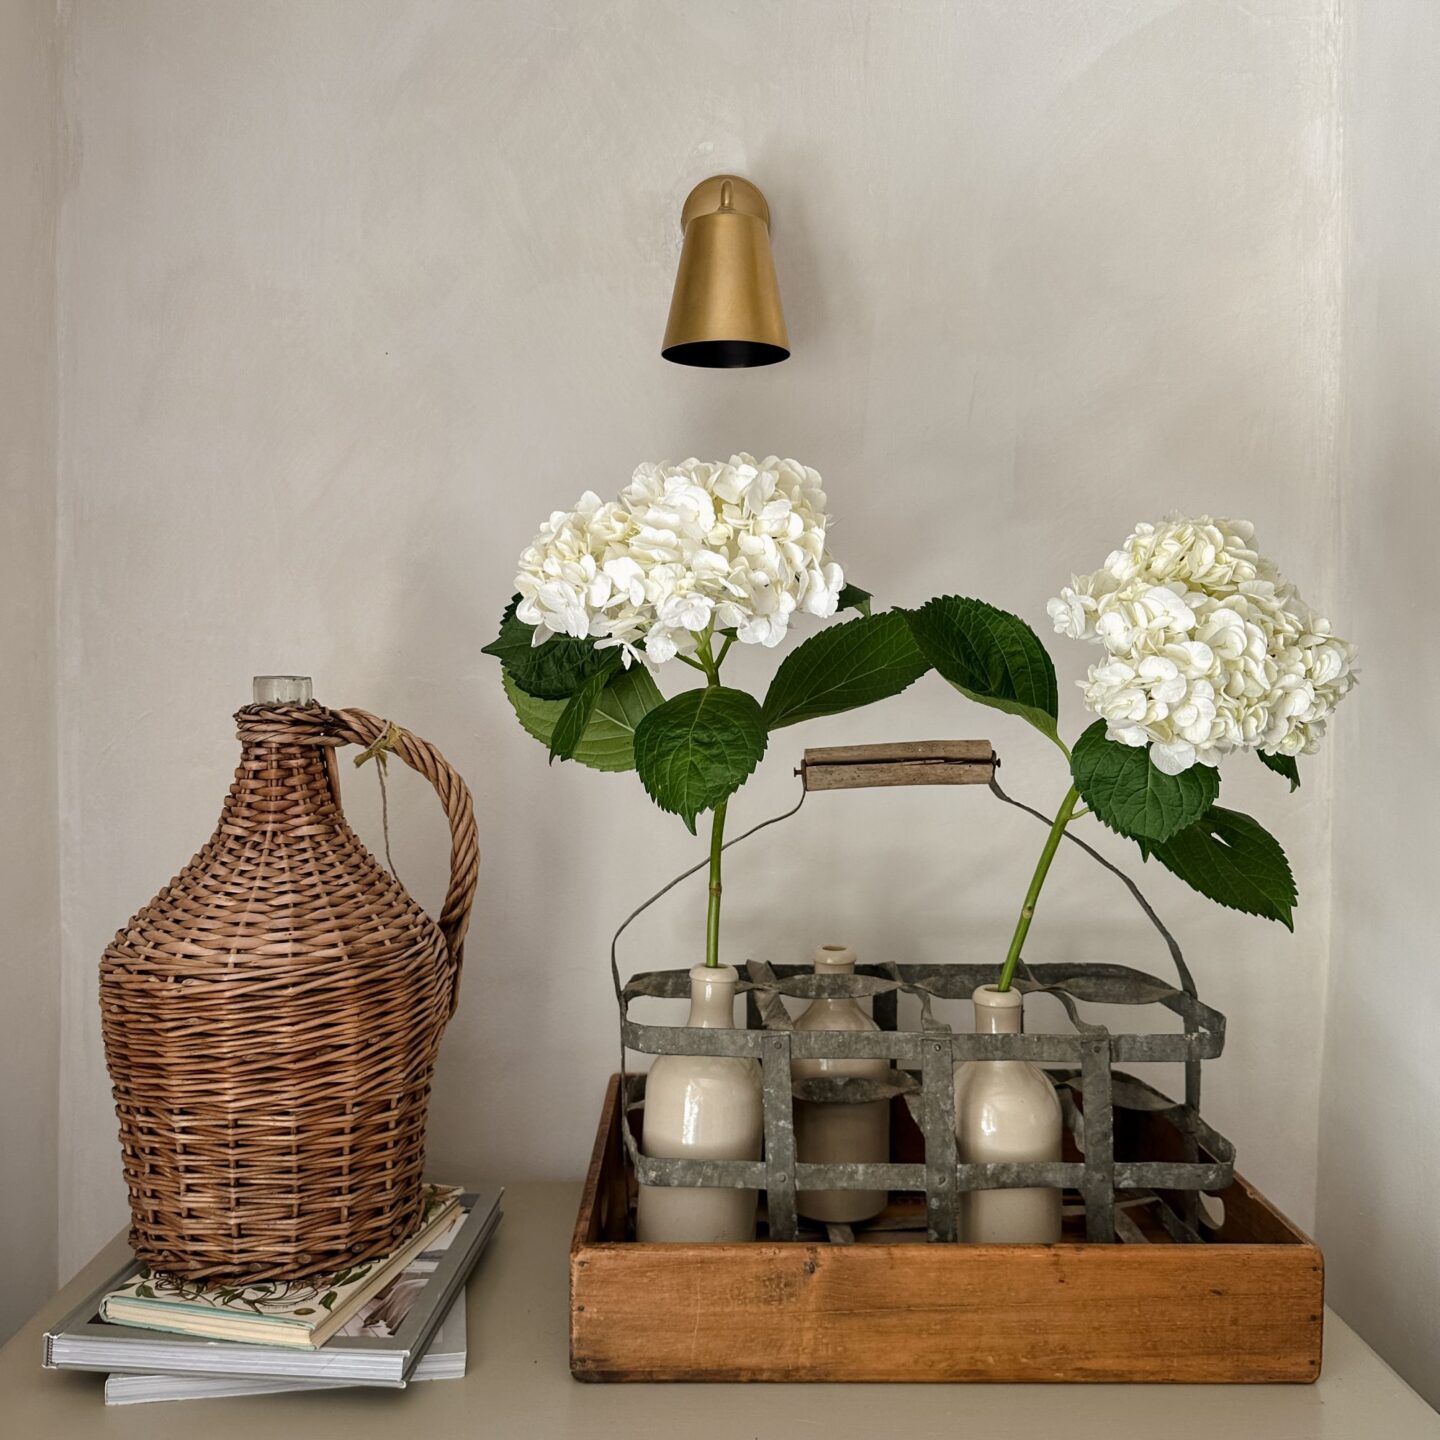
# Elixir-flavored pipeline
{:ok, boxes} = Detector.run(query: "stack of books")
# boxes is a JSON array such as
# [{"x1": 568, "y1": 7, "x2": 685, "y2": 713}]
[{"x1": 44, "y1": 1185, "x2": 503, "y2": 1406}]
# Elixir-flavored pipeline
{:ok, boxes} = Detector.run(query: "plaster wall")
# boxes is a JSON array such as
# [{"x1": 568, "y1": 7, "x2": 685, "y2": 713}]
[{"x1": 54, "y1": 0, "x2": 1343, "y2": 1290}]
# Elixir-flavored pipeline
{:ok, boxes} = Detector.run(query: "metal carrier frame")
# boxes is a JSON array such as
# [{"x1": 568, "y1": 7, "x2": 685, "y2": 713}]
[{"x1": 610, "y1": 742, "x2": 1236, "y2": 1245}]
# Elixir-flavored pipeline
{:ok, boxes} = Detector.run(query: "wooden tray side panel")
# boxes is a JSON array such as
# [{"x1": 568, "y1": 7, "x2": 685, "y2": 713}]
[
  {"x1": 572, "y1": 1078, "x2": 1323, "y2": 1384},
  {"x1": 572, "y1": 1074, "x2": 630, "y2": 1252},
  {"x1": 571, "y1": 1241, "x2": 1322, "y2": 1383}
]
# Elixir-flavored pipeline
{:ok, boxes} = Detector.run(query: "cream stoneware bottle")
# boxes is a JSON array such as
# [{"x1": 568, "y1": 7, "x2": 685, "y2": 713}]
[
  {"x1": 953, "y1": 984, "x2": 1062, "y2": 1243},
  {"x1": 792, "y1": 944, "x2": 890, "y2": 1223},
  {"x1": 635, "y1": 964, "x2": 763, "y2": 1243}
]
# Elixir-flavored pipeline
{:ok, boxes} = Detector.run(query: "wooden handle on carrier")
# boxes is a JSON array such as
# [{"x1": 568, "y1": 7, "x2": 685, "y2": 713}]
[
  {"x1": 329, "y1": 707, "x2": 480, "y2": 1017},
  {"x1": 799, "y1": 740, "x2": 996, "y2": 790}
]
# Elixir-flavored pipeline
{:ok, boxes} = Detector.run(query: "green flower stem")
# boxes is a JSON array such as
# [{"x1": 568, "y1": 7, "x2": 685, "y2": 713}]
[
  {"x1": 705, "y1": 798, "x2": 727, "y2": 969},
  {"x1": 699, "y1": 627, "x2": 726, "y2": 968},
  {"x1": 995, "y1": 784, "x2": 1082, "y2": 992}
]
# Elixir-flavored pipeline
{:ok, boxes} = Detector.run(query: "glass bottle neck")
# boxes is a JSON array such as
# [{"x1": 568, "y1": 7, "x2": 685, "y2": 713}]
[{"x1": 252, "y1": 674, "x2": 313, "y2": 705}]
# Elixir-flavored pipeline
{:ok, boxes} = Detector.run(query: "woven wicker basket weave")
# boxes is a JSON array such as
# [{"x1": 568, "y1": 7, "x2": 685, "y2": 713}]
[{"x1": 99, "y1": 698, "x2": 479, "y2": 1281}]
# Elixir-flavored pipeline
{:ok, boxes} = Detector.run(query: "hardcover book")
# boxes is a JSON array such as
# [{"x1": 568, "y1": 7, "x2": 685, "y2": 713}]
[
  {"x1": 103, "y1": 1297, "x2": 467, "y2": 1404},
  {"x1": 44, "y1": 1187, "x2": 502, "y2": 1388}
]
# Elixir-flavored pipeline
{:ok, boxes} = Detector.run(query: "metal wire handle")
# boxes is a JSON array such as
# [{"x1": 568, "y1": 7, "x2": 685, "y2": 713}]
[{"x1": 610, "y1": 765, "x2": 1193, "y2": 1013}]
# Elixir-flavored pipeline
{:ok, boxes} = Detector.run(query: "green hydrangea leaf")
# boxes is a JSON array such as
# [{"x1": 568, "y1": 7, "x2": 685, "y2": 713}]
[
  {"x1": 1258, "y1": 751, "x2": 1301, "y2": 792},
  {"x1": 836, "y1": 583, "x2": 873, "y2": 617},
  {"x1": 762, "y1": 612, "x2": 928, "y2": 730},
  {"x1": 482, "y1": 595, "x2": 613, "y2": 701},
  {"x1": 633, "y1": 686, "x2": 767, "y2": 834},
  {"x1": 503, "y1": 665, "x2": 662, "y2": 773},
  {"x1": 906, "y1": 595, "x2": 1060, "y2": 743},
  {"x1": 1071, "y1": 720, "x2": 1220, "y2": 843},
  {"x1": 548, "y1": 652, "x2": 624, "y2": 763},
  {"x1": 1144, "y1": 806, "x2": 1297, "y2": 929}
]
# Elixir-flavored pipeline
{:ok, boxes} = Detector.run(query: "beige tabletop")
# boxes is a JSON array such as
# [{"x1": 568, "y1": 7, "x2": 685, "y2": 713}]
[{"x1": 3, "y1": 1180, "x2": 1437, "y2": 1438}]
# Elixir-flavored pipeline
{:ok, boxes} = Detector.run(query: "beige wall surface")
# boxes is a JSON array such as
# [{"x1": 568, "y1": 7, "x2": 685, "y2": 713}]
[
  {"x1": 53, "y1": 0, "x2": 1346, "y2": 1278},
  {"x1": 1317, "y1": 0, "x2": 1440, "y2": 1410},
  {"x1": 0, "y1": 0, "x2": 61, "y2": 1344}
]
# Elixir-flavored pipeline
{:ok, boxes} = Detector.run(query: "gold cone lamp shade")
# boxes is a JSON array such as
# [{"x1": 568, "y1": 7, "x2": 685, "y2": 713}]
[{"x1": 662, "y1": 175, "x2": 789, "y2": 367}]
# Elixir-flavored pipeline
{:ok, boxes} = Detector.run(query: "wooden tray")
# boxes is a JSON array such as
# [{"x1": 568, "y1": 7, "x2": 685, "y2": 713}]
[{"x1": 570, "y1": 1074, "x2": 1323, "y2": 1383}]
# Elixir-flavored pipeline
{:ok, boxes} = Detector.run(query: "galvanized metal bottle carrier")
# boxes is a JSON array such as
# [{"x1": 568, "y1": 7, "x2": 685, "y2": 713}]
[{"x1": 611, "y1": 741, "x2": 1236, "y2": 1245}]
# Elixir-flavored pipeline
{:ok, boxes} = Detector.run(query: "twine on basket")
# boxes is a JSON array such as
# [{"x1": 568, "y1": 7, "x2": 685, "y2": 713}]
[
  {"x1": 353, "y1": 718, "x2": 403, "y2": 770},
  {"x1": 354, "y1": 718, "x2": 404, "y2": 881}
]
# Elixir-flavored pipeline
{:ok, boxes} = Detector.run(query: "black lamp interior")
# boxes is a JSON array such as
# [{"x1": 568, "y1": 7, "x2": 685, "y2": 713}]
[{"x1": 662, "y1": 339, "x2": 790, "y2": 369}]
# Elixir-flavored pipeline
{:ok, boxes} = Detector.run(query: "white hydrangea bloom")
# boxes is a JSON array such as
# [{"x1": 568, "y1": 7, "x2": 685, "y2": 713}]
[
  {"x1": 513, "y1": 455, "x2": 844, "y2": 667},
  {"x1": 1048, "y1": 518, "x2": 1357, "y2": 774}
]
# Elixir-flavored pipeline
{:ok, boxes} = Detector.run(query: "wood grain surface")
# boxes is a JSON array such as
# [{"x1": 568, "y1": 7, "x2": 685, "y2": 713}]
[
  {"x1": 800, "y1": 740, "x2": 996, "y2": 791},
  {"x1": 571, "y1": 1075, "x2": 1324, "y2": 1383}
]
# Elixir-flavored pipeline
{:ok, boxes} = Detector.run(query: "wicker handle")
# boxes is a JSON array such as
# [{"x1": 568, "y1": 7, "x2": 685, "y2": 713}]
[{"x1": 328, "y1": 707, "x2": 480, "y2": 1017}]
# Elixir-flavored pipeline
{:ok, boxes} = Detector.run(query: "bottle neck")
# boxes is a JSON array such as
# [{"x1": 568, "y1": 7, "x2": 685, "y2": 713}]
[
  {"x1": 252, "y1": 674, "x2": 313, "y2": 705},
  {"x1": 811, "y1": 943, "x2": 860, "y2": 1012},
  {"x1": 226, "y1": 704, "x2": 343, "y2": 836},
  {"x1": 814, "y1": 944, "x2": 855, "y2": 974},
  {"x1": 972, "y1": 984, "x2": 1023, "y2": 1036},
  {"x1": 686, "y1": 964, "x2": 740, "y2": 1029}
]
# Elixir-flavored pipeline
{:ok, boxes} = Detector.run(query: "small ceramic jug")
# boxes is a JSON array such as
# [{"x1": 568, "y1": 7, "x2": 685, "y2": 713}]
[
  {"x1": 636, "y1": 964, "x2": 763, "y2": 1243},
  {"x1": 954, "y1": 984, "x2": 1062, "y2": 1243},
  {"x1": 792, "y1": 944, "x2": 890, "y2": 1223}
]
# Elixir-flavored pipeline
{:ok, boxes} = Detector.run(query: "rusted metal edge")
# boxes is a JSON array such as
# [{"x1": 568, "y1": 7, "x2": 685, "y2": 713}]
[
  {"x1": 622, "y1": 1017, "x2": 1210, "y2": 1066},
  {"x1": 623, "y1": 1069, "x2": 1234, "y2": 1203}
]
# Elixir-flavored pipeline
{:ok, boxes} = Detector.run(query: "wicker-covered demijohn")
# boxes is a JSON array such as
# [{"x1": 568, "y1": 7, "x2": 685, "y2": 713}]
[{"x1": 99, "y1": 688, "x2": 479, "y2": 1281}]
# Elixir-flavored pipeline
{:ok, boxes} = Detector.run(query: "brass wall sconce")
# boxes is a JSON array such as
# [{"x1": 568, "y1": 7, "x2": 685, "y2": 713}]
[{"x1": 662, "y1": 175, "x2": 789, "y2": 367}]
